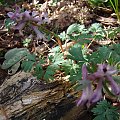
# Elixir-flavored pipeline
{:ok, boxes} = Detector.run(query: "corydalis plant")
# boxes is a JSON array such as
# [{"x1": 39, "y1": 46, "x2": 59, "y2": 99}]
[
  {"x1": 7, "y1": 3, "x2": 50, "y2": 40},
  {"x1": 91, "y1": 100, "x2": 119, "y2": 120},
  {"x1": 77, "y1": 64, "x2": 120, "y2": 107}
]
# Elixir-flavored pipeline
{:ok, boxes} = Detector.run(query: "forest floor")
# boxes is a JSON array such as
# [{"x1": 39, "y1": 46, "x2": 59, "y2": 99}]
[{"x1": 0, "y1": 0, "x2": 120, "y2": 120}]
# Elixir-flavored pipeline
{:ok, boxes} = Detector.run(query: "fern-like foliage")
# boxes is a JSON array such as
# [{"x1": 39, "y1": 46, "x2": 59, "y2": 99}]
[
  {"x1": 2, "y1": 23, "x2": 120, "y2": 84},
  {"x1": 91, "y1": 100, "x2": 120, "y2": 120}
]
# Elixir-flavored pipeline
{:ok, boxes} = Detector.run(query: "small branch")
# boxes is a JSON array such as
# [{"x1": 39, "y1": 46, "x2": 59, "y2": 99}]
[
  {"x1": 31, "y1": 22, "x2": 64, "y2": 53},
  {"x1": 87, "y1": 38, "x2": 95, "y2": 49}
]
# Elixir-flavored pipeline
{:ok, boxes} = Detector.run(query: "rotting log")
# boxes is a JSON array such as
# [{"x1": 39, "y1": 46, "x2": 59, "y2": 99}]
[{"x1": 0, "y1": 71, "x2": 93, "y2": 120}]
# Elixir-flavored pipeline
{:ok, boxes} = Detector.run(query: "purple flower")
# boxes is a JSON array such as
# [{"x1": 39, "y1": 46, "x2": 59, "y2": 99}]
[
  {"x1": 106, "y1": 75, "x2": 120, "y2": 95},
  {"x1": 24, "y1": 11, "x2": 31, "y2": 20},
  {"x1": 93, "y1": 64, "x2": 119, "y2": 95},
  {"x1": 14, "y1": 21, "x2": 26, "y2": 36},
  {"x1": 90, "y1": 79, "x2": 103, "y2": 103},
  {"x1": 77, "y1": 63, "x2": 119, "y2": 107},
  {"x1": 77, "y1": 84, "x2": 92, "y2": 107},
  {"x1": 77, "y1": 64, "x2": 93, "y2": 107},
  {"x1": 7, "y1": 6, "x2": 21, "y2": 21},
  {"x1": 7, "y1": 5, "x2": 50, "y2": 40},
  {"x1": 40, "y1": 11, "x2": 50, "y2": 24},
  {"x1": 32, "y1": 25, "x2": 47, "y2": 40},
  {"x1": 93, "y1": 64, "x2": 117, "y2": 78}
]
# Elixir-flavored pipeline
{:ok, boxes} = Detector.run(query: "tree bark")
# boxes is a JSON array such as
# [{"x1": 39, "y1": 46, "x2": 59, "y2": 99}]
[{"x1": 0, "y1": 71, "x2": 93, "y2": 120}]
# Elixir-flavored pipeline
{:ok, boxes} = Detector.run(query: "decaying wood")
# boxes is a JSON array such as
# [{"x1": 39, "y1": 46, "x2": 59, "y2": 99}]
[
  {"x1": 0, "y1": 71, "x2": 74, "y2": 120},
  {"x1": 0, "y1": 71, "x2": 93, "y2": 120},
  {"x1": 96, "y1": 16, "x2": 118, "y2": 26}
]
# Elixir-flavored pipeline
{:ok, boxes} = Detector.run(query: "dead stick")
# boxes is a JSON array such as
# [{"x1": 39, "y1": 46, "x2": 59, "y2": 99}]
[{"x1": 31, "y1": 22, "x2": 64, "y2": 52}]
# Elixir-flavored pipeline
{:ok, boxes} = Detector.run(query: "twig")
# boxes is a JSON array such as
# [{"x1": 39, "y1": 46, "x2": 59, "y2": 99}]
[
  {"x1": 31, "y1": 22, "x2": 64, "y2": 53},
  {"x1": 87, "y1": 38, "x2": 95, "y2": 49},
  {"x1": 0, "y1": 36, "x2": 4, "y2": 41}
]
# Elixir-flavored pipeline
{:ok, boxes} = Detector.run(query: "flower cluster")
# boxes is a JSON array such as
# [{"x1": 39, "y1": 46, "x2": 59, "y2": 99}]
[
  {"x1": 7, "y1": 3, "x2": 50, "y2": 40},
  {"x1": 77, "y1": 64, "x2": 120, "y2": 107}
]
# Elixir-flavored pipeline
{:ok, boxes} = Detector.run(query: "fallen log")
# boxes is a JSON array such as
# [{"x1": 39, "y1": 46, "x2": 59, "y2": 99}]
[{"x1": 0, "y1": 71, "x2": 93, "y2": 120}]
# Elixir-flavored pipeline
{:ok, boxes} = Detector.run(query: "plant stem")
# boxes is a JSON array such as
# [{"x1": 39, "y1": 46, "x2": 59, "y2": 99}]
[
  {"x1": 103, "y1": 81, "x2": 116, "y2": 97},
  {"x1": 109, "y1": 0, "x2": 120, "y2": 21},
  {"x1": 31, "y1": 22, "x2": 64, "y2": 52}
]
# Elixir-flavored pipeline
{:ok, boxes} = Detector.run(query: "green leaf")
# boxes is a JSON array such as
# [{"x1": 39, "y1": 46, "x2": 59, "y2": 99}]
[
  {"x1": 69, "y1": 67, "x2": 82, "y2": 83},
  {"x1": 34, "y1": 63, "x2": 44, "y2": 79},
  {"x1": 78, "y1": 33, "x2": 92, "y2": 40},
  {"x1": 67, "y1": 23, "x2": 85, "y2": 34},
  {"x1": 98, "y1": 46, "x2": 111, "y2": 61},
  {"x1": 105, "y1": 109, "x2": 119, "y2": 120},
  {"x1": 2, "y1": 48, "x2": 28, "y2": 69},
  {"x1": 26, "y1": 54, "x2": 36, "y2": 61},
  {"x1": 49, "y1": 46, "x2": 60, "y2": 53},
  {"x1": 112, "y1": 44, "x2": 120, "y2": 55},
  {"x1": 44, "y1": 65, "x2": 56, "y2": 81},
  {"x1": 61, "y1": 60, "x2": 74, "y2": 75},
  {"x1": 59, "y1": 31, "x2": 66, "y2": 41},
  {"x1": 67, "y1": 43, "x2": 85, "y2": 62},
  {"x1": 88, "y1": 23, "x2": 103, "y2": 33},
  {"x1": 94, "y1": 32, "x2": 105, "y2": 40},
  {"x1": 91, "y1": 100, "x2": 119, "y2": 120},
  {"x1": 107, "y1": 28, "x2": 120, "y2": 40},
  {"x1": 22, "y1": 38, "x2": 31, "y2": 47},
  {"x1": 21, "y1": 60, "x2": 35, "y2": 72},
  {"x1": 67, "y1": 34, "x2": 80, "y2": 41},
  {"x1": 5, "y1": 48, "x2": 28, "y2": 60},
  {"x1": 52, "y1": 53, "x2": 64, "y2": 64},
  {"x1": 93, "y1": 115, "x2": 106, "y2": 120},
  {"x1": 5, "y1": 18, "x2": 14, "y2": 29},
  {"x1": 8, "y1": 62, "x2": 20, "y2": 75}
]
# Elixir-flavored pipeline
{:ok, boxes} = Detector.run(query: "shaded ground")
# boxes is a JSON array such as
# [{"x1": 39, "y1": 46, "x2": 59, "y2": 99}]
[{"x1": 0, "y1": 0, "x2": 120, "y2": 120}]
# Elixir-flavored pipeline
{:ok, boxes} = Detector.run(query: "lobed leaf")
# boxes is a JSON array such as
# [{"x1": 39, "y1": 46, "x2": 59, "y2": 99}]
[
  {"x1": 67, "y1": 43, "x2": 85, "y2": 62},
  {"x1": 67, "y1": 23, "x2": 85, "y2": 35},
  {"x1": 21, "y1": 60, "x2": 35, "y2": 72},
  {"x1": 2, "y1": 48, "x2": 28, "y2": 69}
]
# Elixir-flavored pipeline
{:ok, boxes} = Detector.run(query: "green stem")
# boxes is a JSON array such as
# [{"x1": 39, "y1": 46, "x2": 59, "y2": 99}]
[
  {"x1": 31, "y1": 22, "x2": 64, "y2": 52},
  {"x1": 103, "y1": 81, "x2": 116, "y2": 97},
  {"x1": 109, "y1": 0, "x2": 120, "y2": 21}
]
